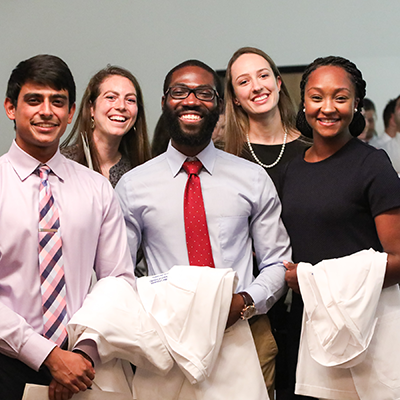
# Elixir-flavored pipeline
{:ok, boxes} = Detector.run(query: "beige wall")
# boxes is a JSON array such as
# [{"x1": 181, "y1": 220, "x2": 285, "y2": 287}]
[{"x1": 0, "y1": 0, "x2": 399, "y2": 155}]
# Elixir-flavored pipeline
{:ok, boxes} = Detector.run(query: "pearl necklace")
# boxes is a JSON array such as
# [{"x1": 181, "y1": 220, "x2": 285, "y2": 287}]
[{"x1": 246, "y1": 128, "x2": 288, "y2": 169}]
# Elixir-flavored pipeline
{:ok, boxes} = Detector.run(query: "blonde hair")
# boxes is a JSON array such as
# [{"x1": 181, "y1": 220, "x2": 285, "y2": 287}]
[{"x1": 224, "y1": 47, "x2": 297, "y2": 156}]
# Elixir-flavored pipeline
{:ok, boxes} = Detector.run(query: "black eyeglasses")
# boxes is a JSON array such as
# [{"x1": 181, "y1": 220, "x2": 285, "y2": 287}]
[{"x1": 165, "y1": 86, "x2": 218, "y2": 101}]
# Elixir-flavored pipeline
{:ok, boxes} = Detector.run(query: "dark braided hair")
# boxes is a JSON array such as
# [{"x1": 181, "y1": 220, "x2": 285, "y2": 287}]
[{"x1": 296, "y1": 56, "x2": 366, "y2": 138}]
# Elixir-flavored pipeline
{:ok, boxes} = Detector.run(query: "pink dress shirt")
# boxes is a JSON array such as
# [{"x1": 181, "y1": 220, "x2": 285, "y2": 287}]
[{"x1": 0, "y1": 141, "x2": 135, "y2": 371}]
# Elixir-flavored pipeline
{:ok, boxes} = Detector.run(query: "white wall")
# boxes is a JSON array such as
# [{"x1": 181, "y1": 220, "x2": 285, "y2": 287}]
[{"x1": 1, "y1": 0, "x2": 399, "y2": 155}]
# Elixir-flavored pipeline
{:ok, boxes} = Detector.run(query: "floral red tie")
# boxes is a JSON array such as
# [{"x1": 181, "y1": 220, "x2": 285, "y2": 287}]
[
  {"x1": 182, "y1": 160, "x2": 215, "y2": 268},
  {"x1": 38, "y1": 165, "x2": 68, "y2": 346}
]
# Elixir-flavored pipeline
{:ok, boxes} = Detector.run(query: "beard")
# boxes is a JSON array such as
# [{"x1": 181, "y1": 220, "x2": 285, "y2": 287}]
[{"x1": 162, "y1": 103, "x2": 220, "y2": 148}]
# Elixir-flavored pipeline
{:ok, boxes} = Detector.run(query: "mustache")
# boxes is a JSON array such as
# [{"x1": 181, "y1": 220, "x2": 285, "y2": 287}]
[{"x1": 176, "y1": 105, "x2": 204, "y2": 113}]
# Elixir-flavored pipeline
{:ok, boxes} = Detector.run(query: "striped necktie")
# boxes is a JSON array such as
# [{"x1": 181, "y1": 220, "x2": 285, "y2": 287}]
[
  {"x1": 37, "y1": 165, "x2": 68, "y2": 346},
  {"x1": 182, "y1": 160, "x2": 215, "y2": 268}
]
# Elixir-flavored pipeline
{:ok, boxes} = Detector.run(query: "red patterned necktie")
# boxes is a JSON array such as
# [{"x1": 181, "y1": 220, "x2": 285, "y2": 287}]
[
  {"x1": 182, "y1": 160, "x2": 215, "y2": 268},
  {"x1": 37, "y1": 165, "x2": 68, "y2": 346}
]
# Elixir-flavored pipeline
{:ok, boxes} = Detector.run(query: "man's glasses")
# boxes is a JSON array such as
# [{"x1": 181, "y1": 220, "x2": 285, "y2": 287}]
[{"x1": 165, "y1": 86, "x2": 218, "y2": 102}]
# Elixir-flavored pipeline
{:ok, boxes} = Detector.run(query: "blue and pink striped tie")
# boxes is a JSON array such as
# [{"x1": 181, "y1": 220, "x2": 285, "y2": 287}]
[{"x1": 38, "y1": 165, "x2": 68, "y2": 347}]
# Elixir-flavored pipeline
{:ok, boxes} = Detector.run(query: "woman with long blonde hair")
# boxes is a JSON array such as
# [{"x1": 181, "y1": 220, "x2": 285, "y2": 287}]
[
  {"x1": 224, "y1": 47, "x2": 311, "y2": 400},
  {"x1": 224, "y1": 47, "x2": 310, "y2": 189}
]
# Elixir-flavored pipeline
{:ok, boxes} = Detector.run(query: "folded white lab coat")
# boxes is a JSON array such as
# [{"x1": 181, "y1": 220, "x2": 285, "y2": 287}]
[
  {"x1": 134, "y1": 265, "x2": 268, "y2": 400},
  {"x1": 68, "y1": 267, "x2": 268, "y2": 400},
  {"x1": 296, "y1": 249, "x2": 400, "y2": 400},
  {"x1": 67, "y1": 276, "x2": 174, "y2": 395}
]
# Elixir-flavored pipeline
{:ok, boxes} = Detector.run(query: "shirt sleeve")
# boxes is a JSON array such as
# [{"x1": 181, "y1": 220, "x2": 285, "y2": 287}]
[
  {"x1": 115, "y1": 175, "x2": 142, "y2": 268},
  {"x1": 363, "y1": 149, "x2": 400, "y2": 217},
  {"x1": 0, "y1": 302, "x2": 56, "y2": 371},
  {"x1": 66, "y1": 181, "x2": 136, "y2": 368},
  {"x1": 246, "y1": 168, "x2": 292, "y2": 314},
  {"x1": 93, "y1": 181, "x2": 136, "y2": 287}
]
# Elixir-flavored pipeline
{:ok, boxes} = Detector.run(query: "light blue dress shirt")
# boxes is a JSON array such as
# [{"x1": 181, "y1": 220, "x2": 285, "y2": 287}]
[{"x1": 116, "y1": 141, "x2": 291, "y2": 314}]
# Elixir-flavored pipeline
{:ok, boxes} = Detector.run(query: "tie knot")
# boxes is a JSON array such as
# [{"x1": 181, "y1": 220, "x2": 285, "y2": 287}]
[
  {"x1": 183, "y1": 160, "x2": 203, "y2": 176},
  {"x1": 37, "y1": 165, "x2": 51, "y2": 181}
]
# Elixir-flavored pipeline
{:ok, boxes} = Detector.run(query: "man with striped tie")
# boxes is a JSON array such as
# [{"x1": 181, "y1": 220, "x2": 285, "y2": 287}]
[{"x1": 0, "y1": 55, "x2": 135, "y2": 400}]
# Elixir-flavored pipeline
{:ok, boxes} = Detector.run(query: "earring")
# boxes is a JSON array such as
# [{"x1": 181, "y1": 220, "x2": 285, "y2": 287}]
[
  {"x1": 91, "y1": 116, "x2": 95, "y2": 129},
  {"x1": 303, "y1": 108, "x2": 305, "y2": 113},
  {"x1": 234, "y1": 99, "x2": 240, "y2": 106},
  {"x1": 355, "y1": 108, "x2": 358, "y2": 113}
]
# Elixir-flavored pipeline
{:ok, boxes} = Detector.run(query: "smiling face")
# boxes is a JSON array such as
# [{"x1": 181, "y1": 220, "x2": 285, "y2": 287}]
[
  {"x1": 4, "y1": 82, "x2": 75, "y2": 162},
  {"x1": 230, "y1": 53, "x2": 281, "y2": 118},
  {"x1": 91, "y1": 75, "x2": 138, "y2": 141},
  {"x1": 162, "y1": 65, "x2": 220, "y2": 155},
  {"x1": 304, "y1": 65, "x2": 358, "y2": 140}
]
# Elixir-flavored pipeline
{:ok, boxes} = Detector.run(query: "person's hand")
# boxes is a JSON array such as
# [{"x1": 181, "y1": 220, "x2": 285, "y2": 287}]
[
  {"x1": 284, "y1": 261, "x2": 300, "y2": 294},
  {"x1": 226, "y1": 293, "x2": 245, "y2": 328},
  {"x1": 43, "y1": 347, "x2": 95, "y2": 400},
  {"x1": 48, "y1": 379, "x2": 74, "y2": 400}
]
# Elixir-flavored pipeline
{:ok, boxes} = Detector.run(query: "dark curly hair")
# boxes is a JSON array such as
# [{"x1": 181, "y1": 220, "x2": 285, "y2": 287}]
[
  {"x1": 296, "y1": 56, "x2": 366, "y2": 138},
  {"x1": 163, "y1": 59, "x2": 222, "y2": 97}
]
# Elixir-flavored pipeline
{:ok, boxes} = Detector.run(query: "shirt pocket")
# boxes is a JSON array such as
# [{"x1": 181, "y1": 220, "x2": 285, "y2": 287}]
[{"x1": 218, "y1": 215, "x2": 249, "y2": 263}]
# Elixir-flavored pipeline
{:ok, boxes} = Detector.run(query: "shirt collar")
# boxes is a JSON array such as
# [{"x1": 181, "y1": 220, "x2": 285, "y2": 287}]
[
  {"x1": 166, "y1": 140, "x2": 216, "y2": 177},
  {"x1": 7, "y1": 140, "x2": 66, "y2": 182}
]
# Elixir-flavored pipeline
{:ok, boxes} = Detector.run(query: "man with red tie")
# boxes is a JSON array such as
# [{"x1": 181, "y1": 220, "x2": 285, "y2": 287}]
[
  {"x1": 0, "y1": 54, "x2": 135, "y2": 400},
  {"x1": 116, "y1": 60, "x2": 291, "y2": 397}
]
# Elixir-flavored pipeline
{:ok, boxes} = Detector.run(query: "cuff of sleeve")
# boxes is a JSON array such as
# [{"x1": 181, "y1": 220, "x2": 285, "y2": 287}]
[
  {"x1": 246, "y1": 285, "x2": 269, "y2": 314},
  {"x1": 73, "y1": 339, "x2": 100, "y2": 367},
  {"x1": 248, "y1": 263, "x2": 287, "y2": 314},
  {"x1": 19, "y1": 332, "x2": 56, "y2": 371}
]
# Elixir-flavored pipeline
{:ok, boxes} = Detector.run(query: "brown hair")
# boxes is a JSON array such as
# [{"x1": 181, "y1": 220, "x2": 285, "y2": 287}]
[
  {"x1": 224, "y1": 47, "x2": 297, "y2": 156},
  {"x1": 61, "y1": 65, "x2": 150, "y2": 172}
]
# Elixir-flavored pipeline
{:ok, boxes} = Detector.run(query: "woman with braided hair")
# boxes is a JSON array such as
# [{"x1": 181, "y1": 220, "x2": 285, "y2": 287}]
[{"x1": 281, "y1": 56, "x2": 400, "y2": 399}]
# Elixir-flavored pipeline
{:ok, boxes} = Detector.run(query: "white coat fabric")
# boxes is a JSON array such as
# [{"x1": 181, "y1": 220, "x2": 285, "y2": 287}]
[
  {"x1": 68, "y1": 267, "x2": 268, "y2": 400},
  {"x1": 67, "y1": 276, "x2": 174, "y2": 396},
  {"x1": 295, "y1": 249, "x2": 400, "y2": 400},
  {"x1": 134, "y1": 265, "x2": 268, "y2": 400}
]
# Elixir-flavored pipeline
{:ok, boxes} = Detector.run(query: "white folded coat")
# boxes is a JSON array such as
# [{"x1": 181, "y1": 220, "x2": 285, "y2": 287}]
[
  {"x1": 67, "y1": 276, "x2": 174, "y2": 396},
  {"x1": 296, "y1": 249, "x2": 400, "y2": 400},
  {"x1": 68, "y1": 266, "x2": 268, "y2": 400}
]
